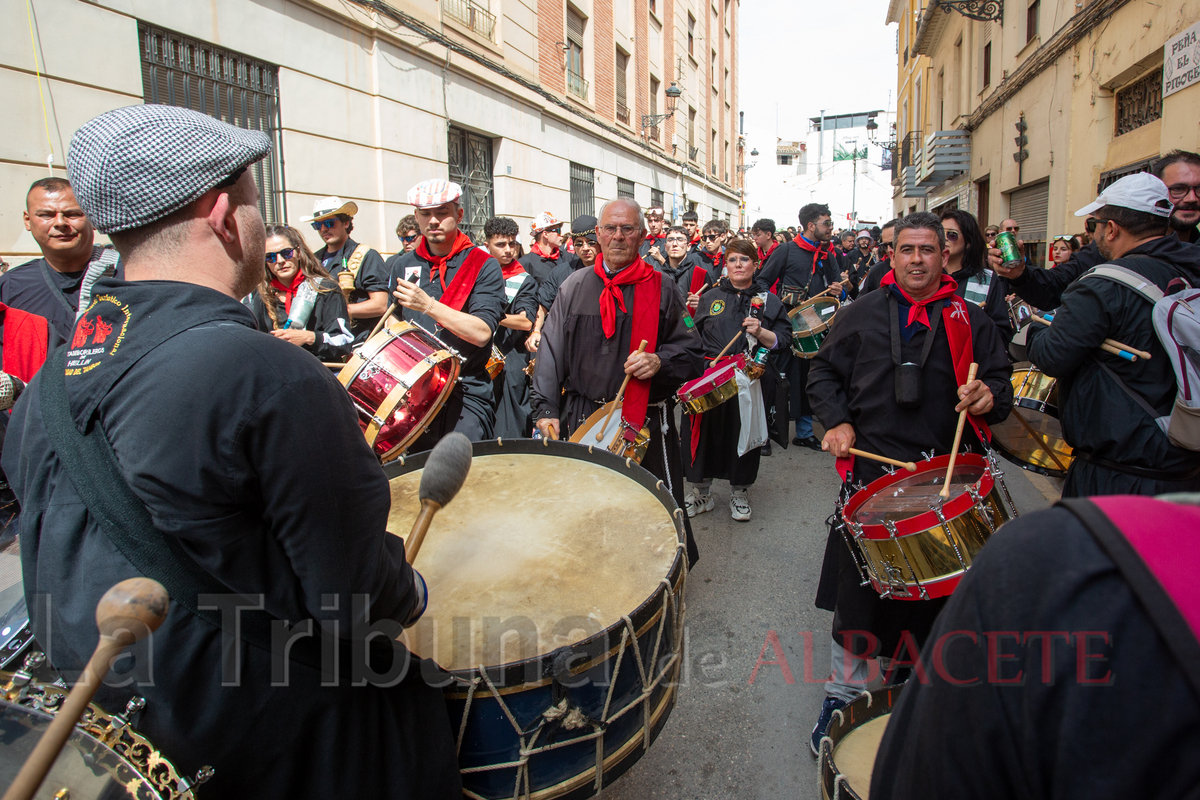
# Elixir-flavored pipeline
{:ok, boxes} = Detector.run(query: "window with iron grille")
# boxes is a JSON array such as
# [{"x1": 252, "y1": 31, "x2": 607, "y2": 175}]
[
  {"x1": 447, "y1": 126, "x2": 495, "y2": 243},
  {"x1": 1115, "y1": 67, "x2": 1163, "y2": 137},
  {"x1": 617, "y1": 178, "x2": 635, "y2": 199},
  {"x1": 616, "y1": 50, "x2": 629, "y2": 124},
  {"x1": 651, "y1": 188, "x2": 665, "y2": 212},
  {"x1": 570, "y1": 163, "x2": 595, "y2": 222},
  {"x1": 139, "y1": 22, "x2": 283, "y2": 223}
]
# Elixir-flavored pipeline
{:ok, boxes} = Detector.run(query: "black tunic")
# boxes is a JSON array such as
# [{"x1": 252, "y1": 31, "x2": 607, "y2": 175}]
[
  {"x1": 871, "y1": 503, "x2": 1200, "y2": 800},
  {"x1": 393, "y1": 245, "x2": 505, "y2": 445},
  {"x1": 806, "y1": 287, "x2": 1013, "y2": 655},
  {"x1": 1007, "y1": 241, "x2": 1105, "y2": 310},
  {"x1": 680, "y1": 282, "x2": 790, "y2": 486},
  {"x1": 315, "y1": 237, "x2": 389, "y2": 340},
  {"x1": 2, "y1": 277, "x2": 460, "y2": 799},
  {"x1": 530, "y1": 266, "x2": 705, "y2": 564},
  {"x1": 493, "y1": 271, "x2": 540, "y2": 439},
  {"x1": 1026, "y1": 237, "x2": 1200, "y2": 496},
  {"x1": 659, "y1": 253, "x2": 708, "y2": 297},
  {"x1": 755, "y1": 237, "x2": 842, "y2": 297},
  {"x1": 249, "y1": 277, "x2": 355, "y2": 363}
]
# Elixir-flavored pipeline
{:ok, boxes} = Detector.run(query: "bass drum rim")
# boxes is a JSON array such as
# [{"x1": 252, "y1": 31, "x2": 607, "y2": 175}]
[{"x1": 818, "y1": 685, "x2": 904, "y2": 800}]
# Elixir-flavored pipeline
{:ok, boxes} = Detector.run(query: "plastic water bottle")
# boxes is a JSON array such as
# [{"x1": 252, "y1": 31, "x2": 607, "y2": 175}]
[{"x1": 285, "y1": 280, "x2": 318, "y2": 330}]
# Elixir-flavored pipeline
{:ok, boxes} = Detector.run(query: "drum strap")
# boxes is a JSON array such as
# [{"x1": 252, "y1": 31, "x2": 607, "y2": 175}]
[{"x1": 38, "y1": 347, "x2": 408, "y2": 681}]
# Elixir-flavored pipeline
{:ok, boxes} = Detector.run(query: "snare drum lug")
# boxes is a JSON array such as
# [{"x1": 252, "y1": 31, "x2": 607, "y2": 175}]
[
  {"x1": 921, "y1": 450, "x2": 936, "y2": 462},
  {"x1": 885, "y1": 520, "x2": 927, "y2": 600},
  {"x1": 967, "y1": 485, "x2": 995, "y2": 533},
  {"x1": 883, "y1": 464, "x2": 896, "y2": 476},
  {"x1": 178, "y1": 765, "x2": 216, "y2": 797}
]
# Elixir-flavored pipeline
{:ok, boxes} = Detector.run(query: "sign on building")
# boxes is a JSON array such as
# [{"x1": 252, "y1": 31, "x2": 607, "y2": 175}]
[{"x1": 1164, "y1": 20, "x2": 1200, "y2": 98}]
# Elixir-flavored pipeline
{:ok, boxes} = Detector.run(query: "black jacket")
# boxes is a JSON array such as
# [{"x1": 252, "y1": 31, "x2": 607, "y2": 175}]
[
  {"x1": 1007, "y1": 241, "x2": 1105, "y2": 310},
  {"x1": 860, "y1": 258, "x2": 892, "y2": 295},
  {"x1": 1026, "y1": 235, "x2": 1200, "y2": 489},
  {"x1": 755, "y1": 237, "x2": 843, "y2": 300},
  {"x1": 315, "y1": 238, "x2": 389, "y2": 339},
  {"x1": 249, "y1": 277, "x2": 355, "y2": 362}
]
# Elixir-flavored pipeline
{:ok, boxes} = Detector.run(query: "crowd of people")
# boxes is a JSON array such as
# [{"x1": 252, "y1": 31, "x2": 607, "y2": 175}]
[{"x1": 0, "y1": 102, "x2": 1198, "y2": 798}]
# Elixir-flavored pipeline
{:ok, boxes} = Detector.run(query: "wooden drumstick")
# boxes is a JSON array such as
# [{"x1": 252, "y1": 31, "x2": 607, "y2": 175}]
[
  {"x1": 2, "y1": 578, "x2": 170, "y2": 800},
  {"x1": 368, "y1": 301, "x2": 399, "y2": 341},
  {"x1": 941, "y1": 362, "x2": 979, "y2": 498},
  {"x1": 322, "y1": 362, "x2": 345, "y2": 369},
  {"x1": 1010, "y1": 408, "x2": 1070, "y2": 472},
  {"x1": 406, "y1": 432, "x2": 473, "y2": 564},
  {"x1": 1030, "y1": 315, "x2": 1149, "y2": 361},
  {"x1": 597, "y1": 340, "x2": 648, "y2": 442},
  {"x1": 713, "y1": 330, "x2": 746, "y2": 362},
  {"x1": 847, "y1": 448, "x2": 917, "y2": 472}
]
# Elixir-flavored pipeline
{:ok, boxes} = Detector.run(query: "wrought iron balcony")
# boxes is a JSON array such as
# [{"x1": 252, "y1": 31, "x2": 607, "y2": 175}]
[
  {"x1": 443, "y1": 0, "x2": 496, "y2": 41},
  {"x1": 567, "y1": 70, "x2": 589, "y2": 101},
  {"x1": 918, "y1": 130, "x2": 971, "y2": 186}
]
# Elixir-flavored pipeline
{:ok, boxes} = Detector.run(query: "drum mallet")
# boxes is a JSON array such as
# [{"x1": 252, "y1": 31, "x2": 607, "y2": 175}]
[
  {"x1": 940, "y1": 362, "x2": 979, "y2": 498},
  {"x1": 405, "y1": 432, "x2": 473, "y2": 564},
  {"x1": 847, "y1": 448, "x2": 917, "y2": 472},
  {"x1": 597, "y1": 340, "x2": 648, "y2": 442},
  {"x1": 368, "y1": 301, "x2": 400, "y2": 341},
  {"x1": 2, "y1": 578, "x2": 170, "y2": 800},
  {"x1": 1030, "y1": 314, "x2": 1149, "y2": 361}
]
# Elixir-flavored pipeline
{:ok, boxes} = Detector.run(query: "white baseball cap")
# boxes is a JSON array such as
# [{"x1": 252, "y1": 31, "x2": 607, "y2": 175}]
[
  {"x1": 530, "y1": 212, "x2": 563, "y2": 233},
  {"x1": 1075, "y1": 172, "x2": 1173, "y2": 218}
]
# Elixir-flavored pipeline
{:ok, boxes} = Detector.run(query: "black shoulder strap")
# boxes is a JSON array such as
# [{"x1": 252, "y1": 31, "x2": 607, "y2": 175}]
[
  {"x1": 38, "y1": 348, "x2": 369, "y2": 676},
  {"x1": 38, "y1": 261, "x2": 79, "y2": 318}
]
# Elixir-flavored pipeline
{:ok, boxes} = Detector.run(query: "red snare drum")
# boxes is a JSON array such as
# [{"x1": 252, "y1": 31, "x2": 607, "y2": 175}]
[
  {"x1": 839, "y1": 453, "x2": 1018, "y2": 600},
  {"x1": 338, "y1": 320, "x2": 460, "y2": 462},
  {"x1": 677, "y1": 355, "x2": 746, "y2": 415}
]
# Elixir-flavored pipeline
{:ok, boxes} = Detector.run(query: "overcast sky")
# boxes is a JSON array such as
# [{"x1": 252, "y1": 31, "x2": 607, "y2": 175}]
[{"x1": 737, "y1": 0, "x2": 899, "y2": 153}]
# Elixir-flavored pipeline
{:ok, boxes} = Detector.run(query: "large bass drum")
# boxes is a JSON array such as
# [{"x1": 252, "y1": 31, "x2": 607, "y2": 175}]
[
  {"x1": 385, "y1": 439, "x2": 687, "y2": 800},
  {"x1": 0, "y1": 654, "x2": 211, "y2": 798}
]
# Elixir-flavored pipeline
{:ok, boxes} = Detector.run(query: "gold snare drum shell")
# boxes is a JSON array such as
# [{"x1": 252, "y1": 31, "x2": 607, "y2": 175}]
[{"x1": 679, "y1": 376, "x2": 739, "y2": 415}]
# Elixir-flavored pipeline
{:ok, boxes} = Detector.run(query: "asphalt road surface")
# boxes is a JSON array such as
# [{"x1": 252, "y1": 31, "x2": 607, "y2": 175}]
[{"x1": 602, "y1": 424, "x2": 1059, "y2": 800}]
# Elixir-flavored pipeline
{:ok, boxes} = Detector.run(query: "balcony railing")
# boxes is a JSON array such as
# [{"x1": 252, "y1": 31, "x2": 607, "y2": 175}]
[
  {"x1": 443, "y1": 0, "x2": 496, "y2": 41},
  {"x1": 689, "y1": 146, "x2": 698, "y2": 161},
  {"x1": 567, "y1": 70, "x2": 589, "y2": 101},
  {"x1": 617, "y1": 102, "x2": 630, "y2": 125}
]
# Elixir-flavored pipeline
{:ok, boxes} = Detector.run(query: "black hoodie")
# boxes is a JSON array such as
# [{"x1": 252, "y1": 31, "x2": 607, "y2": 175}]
[{"x1": 1026, "y1": 235, "x2": 1200, "y2": 491}]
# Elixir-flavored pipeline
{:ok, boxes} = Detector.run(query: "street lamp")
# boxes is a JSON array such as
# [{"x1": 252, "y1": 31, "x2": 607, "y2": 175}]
[
  {"x1": 736, "y1": 148, "x2": 759, "y2": 172},
  {"x1": 642, "y1": 82, "x2": 683, "y2": 130}
]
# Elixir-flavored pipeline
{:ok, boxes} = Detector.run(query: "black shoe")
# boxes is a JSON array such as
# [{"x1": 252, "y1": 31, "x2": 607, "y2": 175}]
[
  {"x1": 760, "y1": 442, "x2": 772, "y2": 456},
  {"x1": 792, "y1": 435, "x2": 822, "y2": 451}
]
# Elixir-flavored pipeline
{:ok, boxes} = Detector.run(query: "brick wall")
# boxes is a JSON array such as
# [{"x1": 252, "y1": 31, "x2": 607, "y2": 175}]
[
  {"x1": 633, "y1": 0, "x2": 648, "y2": 133},
  {"x1": 662, "y1": 0, "x2": 676, "y2": 154},
  {"x1": 538, "y1": 0, "x2": 565, "y2": 94},
  {"x1": 595, "y1": 0, "x2": 615, "y2": 117}
]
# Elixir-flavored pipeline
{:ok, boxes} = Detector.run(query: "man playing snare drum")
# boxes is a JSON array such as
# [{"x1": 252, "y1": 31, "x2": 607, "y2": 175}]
[{"x1": 806, "y1": 211, "x2": 1013, "y2": 755}]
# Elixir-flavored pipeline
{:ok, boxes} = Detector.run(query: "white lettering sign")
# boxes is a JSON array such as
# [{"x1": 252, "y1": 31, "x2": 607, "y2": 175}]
[{"x1": 1164, "y1": 20, "x2": 1200, "y2": 98}]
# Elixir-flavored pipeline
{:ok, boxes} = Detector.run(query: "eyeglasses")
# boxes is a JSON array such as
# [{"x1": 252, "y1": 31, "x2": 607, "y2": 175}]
[
  {"x1": 399, "y1": 234, "x2": 419, "y2": 243},
  {"x1": 265, "y1": 248, "x2": 297, "y2": 264},
  {"x1": 984, "y1": 231, "x2": 998, "y2": 238},
  {"x1": 311, "y1": 219, "x2": 339, "y2": 231},
  {"x1": 1167, "y1": 183, "x2": 1200, "y2": 201},
  {"x1": 1091, "y1": 218, "x2": 1112, "y2": 232},
  {"x1": 600, "y1": 224, "x2": 639, "y2": 236},
  {"x1": 665, "y1": 237, "x2": 688, "y2": 244},
  {"x1": 945, "y1": 230, "x2": 960, "y2": 241},
  {"x1": 1004, "y1": 225, "x2": 1020, "y2": 233}
]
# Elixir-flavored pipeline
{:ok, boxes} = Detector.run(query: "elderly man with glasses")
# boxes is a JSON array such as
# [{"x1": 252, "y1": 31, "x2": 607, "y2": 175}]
[
  {"x1": 303, "y1": 196, "x2": 390, "y2": 341},
  {"x1": 531, "y1": 198, "x2": 704, "y2": 565}
]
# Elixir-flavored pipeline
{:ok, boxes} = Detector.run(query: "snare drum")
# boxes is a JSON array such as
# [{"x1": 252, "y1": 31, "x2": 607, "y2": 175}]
[
  {"x1": 840, "y1": 453, "x2": 1016, "y2": 600},
  {"x1": 486, "y1": 345, "x2": 505, "y2": 380},
  {"x1": 677, "y1": 355, "x2": 745, "y2": 415},
  {"x1": 338, "y1": 320, "x2": 461, "y2": 462},
  {"x1": 0, "y1": 537, "x2": 35, "y2": 670},
  {"x1": 789, "y1": 296, "x2": 840, "y2": 358},
  {"x1": 387, "y1": 440, "x2": 687, "y2": 800},
  {"x1": 569, "y1": 404, "x2": 652, "y2": 463},
  {"x1": 818, "y1": 685, "x2": 903, "y2": 800},
  {"x1": 0, "y1": 654, "x2": 211, "y2": 798},
  {"x1": 991, "y1": 365, "x2": 1074, "y2": 477}
]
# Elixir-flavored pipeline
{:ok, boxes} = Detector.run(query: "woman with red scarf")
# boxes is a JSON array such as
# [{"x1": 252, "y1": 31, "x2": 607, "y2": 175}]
[{"x1": 249, "y1": 225, "x2": 354, "y2": 363}]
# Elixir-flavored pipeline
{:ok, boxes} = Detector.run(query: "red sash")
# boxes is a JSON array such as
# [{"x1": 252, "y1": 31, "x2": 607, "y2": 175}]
[
  {"x1": 1, "y1": 303, "x2": 49, "y2": 382},
  {"x1": 418, "y1": 232, "x2": 488, "y2": 312},
  {"x1": 592, "y1": 256, "x2": 662, "y2": 438},
  {"x1": 688, "y1": 266, "x2": 709, "y2": 296}
]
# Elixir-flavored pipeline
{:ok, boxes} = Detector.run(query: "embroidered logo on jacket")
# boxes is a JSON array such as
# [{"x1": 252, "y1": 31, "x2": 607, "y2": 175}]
[
  {"x1": 710, "y1": 299, "x2": 726, "y2": 316},
  {"x1": 65, "y1": 295, "x2": 131, "y2": 375}
]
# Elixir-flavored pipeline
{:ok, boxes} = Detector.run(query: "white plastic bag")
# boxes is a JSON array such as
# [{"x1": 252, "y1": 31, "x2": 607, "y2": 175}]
[{"x1": 736, "y1": 369, "x2": 768, "y2": 456}]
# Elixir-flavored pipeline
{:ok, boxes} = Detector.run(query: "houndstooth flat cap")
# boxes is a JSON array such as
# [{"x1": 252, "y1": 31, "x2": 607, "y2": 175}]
[{"x1": 67, "y1": 104, "x2": 271, "y2": 234}]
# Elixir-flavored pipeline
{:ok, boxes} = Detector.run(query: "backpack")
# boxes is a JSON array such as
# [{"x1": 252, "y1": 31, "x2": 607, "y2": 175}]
[{"x1": 1083, "y1": 260, "x2": 1200, "y2": 450}]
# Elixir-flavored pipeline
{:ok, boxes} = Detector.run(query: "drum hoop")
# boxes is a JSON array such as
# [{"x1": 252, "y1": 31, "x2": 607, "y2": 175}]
[
  {"x1": 384, "y1": 439, "x2": 687, "y2": 686},
  {"x1": 789, "y1": 297, "x2": 839, "y2": 338},
  {"x1": 337, "y1": 319, "x2": 421, "y2": 387},
  {"x1": 841, "y1": 453, "x2": 995, "y2": 540},
  {"x1": 991, "y1": 440, "x2": 1070, "y2": 479},
  {"x1": 371, "y1": 349, "x2": 460, "y2": 459},
  {"x1": 679, "y1": 361, "x2": 739, "y2": 402},
  {"x1": 818, "y1": 685, "x2": 903, "y2": 800}
]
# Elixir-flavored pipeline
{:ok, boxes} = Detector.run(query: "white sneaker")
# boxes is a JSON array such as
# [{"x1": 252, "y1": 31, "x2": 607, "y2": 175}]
[
  {"x1": 686, "y1": 490, "x2": 715, "y2": 518},
  {"x1": 730, "y1": 492, "x2": 752, "y2": 521}
]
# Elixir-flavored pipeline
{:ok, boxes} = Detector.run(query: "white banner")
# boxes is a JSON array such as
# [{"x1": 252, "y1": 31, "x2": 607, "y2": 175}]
[{"x1": 1164, "y1": 20, "x2": 1200, "y2": 98}]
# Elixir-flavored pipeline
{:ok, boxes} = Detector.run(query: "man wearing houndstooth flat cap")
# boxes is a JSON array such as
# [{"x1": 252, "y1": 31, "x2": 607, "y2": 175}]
[{"x1": 2, "y1": 105, "x2": 460, "y2": 799}]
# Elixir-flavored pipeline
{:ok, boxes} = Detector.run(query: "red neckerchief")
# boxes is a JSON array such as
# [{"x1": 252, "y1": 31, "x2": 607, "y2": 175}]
[
  {"x1": 688, "y1": 265, "x2": 709, "y2": 296},
  {"x1": 644, "y1": 232, "x2": 666, "y2": 242},
  {"x1": 792, "y1": 234, "x2": 838, "y2": 274},
  {"x1": 758, "y1": 241, "x2": 779, "y2": 262},
  {"x1": 698, "y1": 248, "x2": 723, "y2": 273},
  {"x1": 690, "y1": 232, "x2": 702, "y2": 246},
  {"x1": 269, "y1": 270, "x2": 306, "y2": 315},
  {"x1": 530, "y1": 242, "x2": 559, "y2": 260},
  {"x1": 881, "y1": 271, "x2": 991, "y2": 444},
  {"x1": 0, "y1": 303, "x2": 48, "y2": 382},
  {"x1": 593, "y1": 255, "x2": 662, "y2": 439},
  {"x1": 500, "y1": 258, "x2": 525, "y2": 280},
  {"x1": 417, "y1": 231, "x2": 475, "y2": 292}
]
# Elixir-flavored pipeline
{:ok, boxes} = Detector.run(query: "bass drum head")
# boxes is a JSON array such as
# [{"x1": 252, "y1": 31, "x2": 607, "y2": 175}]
[
  {"x1": 0, "y1": 537, "x2": 34, "y2": 669},
  {"x1": 819, "y1": 685, "x2": 903, "y2": 800}
]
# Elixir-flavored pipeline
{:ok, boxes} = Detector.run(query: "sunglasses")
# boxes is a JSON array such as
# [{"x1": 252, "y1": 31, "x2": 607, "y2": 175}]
[
  {"x1": 265, "y1": 248, "x2": 297, "y2": 264},
  {"x1": 945, "y1": 230, "x2": 960, "y2": 241},
  {"x1": 1085, "y1": 217, "x2": 1098, "y2": 233},
  {"x1": 701, "y1": 234, "x2": 720, "y2": 241},
  {"x1": 399, "y1": 234, "x2": 419, "y2": 243},
  {"x1": 984, "y1": 231, "x2": 998, "y2": 238},
  {"x1": 311, "y1": 219, "x2": 339, "y2": 231},
  {"x1": 1004, "y1": 225, "x2": 1020, "y2": 233}
]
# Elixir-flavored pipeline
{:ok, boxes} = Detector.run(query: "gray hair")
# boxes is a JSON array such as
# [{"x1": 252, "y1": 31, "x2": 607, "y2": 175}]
[
  {"x1": 598, "y1": 198, "x2": 647, "y2": 234},
  {"x1": 892, "y1": 211, "x2": 945, "y2": 251}
]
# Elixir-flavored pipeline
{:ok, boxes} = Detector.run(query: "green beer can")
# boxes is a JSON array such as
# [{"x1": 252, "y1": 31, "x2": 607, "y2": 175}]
[{"x1": 996, "y1": 231, "x2": 1023, "y2": 270}]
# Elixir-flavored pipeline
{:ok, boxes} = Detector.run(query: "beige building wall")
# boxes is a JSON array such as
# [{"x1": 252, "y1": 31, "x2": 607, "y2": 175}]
[
  {"x1": 888, "y1": 0, "x2": 1200, "y2": 243},
  {"x1": 2, "y1": 0, "x2": 739, "y2": 264}
]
